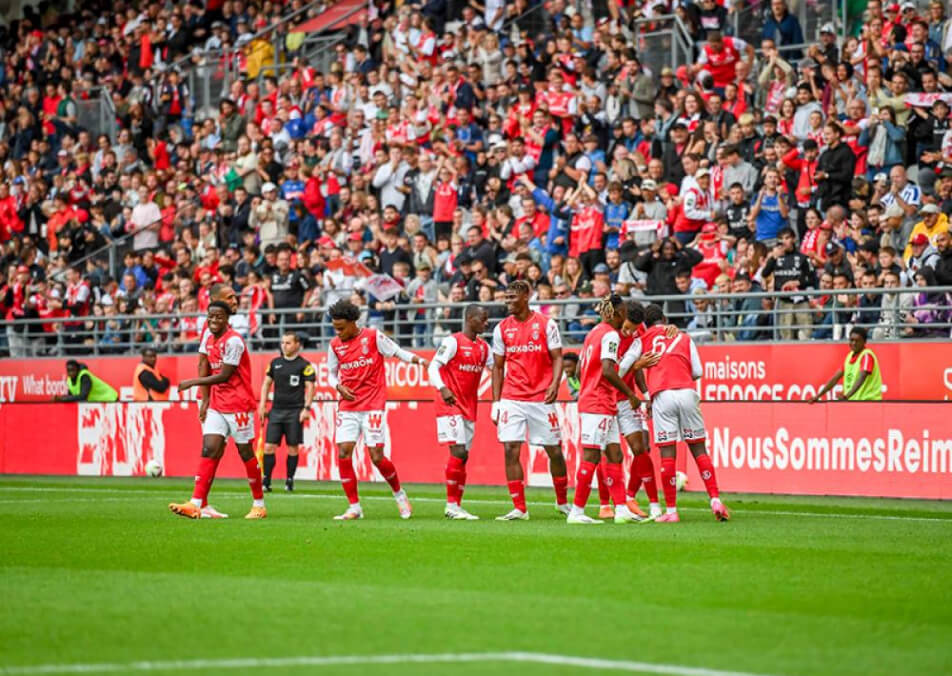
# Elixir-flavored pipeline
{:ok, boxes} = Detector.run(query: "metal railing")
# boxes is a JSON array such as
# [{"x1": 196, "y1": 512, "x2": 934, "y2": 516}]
[
  {"x1": 2, "y1": 287, "x2": 949, "y2": 358},
  {"x1": 75, "y1": 89, "x2": 117, "y2": 143},
  {"x1": 503, "y1": 1, "x2": 552, "y2": 45},
  {"x1": 630, "y1": 14, "x2": 694, "y2": 79}
]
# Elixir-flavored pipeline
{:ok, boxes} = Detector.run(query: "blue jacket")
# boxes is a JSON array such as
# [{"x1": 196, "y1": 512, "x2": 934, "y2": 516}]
[
  {"x1": 858, "y1": 121, "x2": 906, "y2": 168},
  {"x1": 532, "y1": 187, "x2": 570, "y2": 257},
  {"x1": 762, "y1": 13, "x2": 804, "y2": 60},
  {"x1": 603, "y1": 200, "x2": 631, "y2": 251}
]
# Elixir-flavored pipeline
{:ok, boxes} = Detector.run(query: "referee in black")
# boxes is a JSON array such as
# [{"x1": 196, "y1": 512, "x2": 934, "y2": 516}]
[{"x1": 257, "y1": 331, "x2": 316, "y2": 492}]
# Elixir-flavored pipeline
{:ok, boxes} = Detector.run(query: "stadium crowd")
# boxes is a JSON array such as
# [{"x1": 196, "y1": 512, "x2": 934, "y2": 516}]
[{"x1": 1, "y1": 0, "x2": 952, "y2": 357}]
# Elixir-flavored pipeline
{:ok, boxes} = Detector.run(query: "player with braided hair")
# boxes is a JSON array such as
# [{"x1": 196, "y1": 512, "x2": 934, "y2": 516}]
[{"x1": 568, "y1": 294, "x2": 660, "y2": 524}]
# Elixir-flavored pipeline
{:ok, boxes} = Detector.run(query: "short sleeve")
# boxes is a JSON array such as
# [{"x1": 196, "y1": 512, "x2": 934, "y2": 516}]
[
  {"x1": 545, "y1": 318, "x2": 562, "y2": 350},
  {"x1": 375, "y1": 330, "x2": 401, "y2": 357},
  {"x1": 601, "y1": 330, "x2": 620, "y2": 363},
  {"x1": 266, "y1": 359, "x2": 275, "y2": 378},
  {"x1": 860, "y1": 352, "x2": 874, "y2": 373},
  {"x1": 222, "y1": 335, "x2": 245, "y2": 366},
  {"x1": 434, "y1": 335, "x2": 458, "y2": 365},
  {"x1": 618, "y1": 337, "x2": 643, "y2": 374},
  {"x1": 198, "y1": 328, "x2": 210, "y2": 355},
  {"x1": 492, "y1": 323, "x2": 505, "y2": 356},
  {"x1": 302, "y1": 362, "x2": 316, "y2": 382}
]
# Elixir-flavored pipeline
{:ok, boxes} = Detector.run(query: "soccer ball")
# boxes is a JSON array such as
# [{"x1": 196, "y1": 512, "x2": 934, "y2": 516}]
[
  {"x1": 145, "y1": 460, "x2": 163, "y2": 477},
  {"x1": 675, "y1": 471, "x2": 688, "y2": 492}
]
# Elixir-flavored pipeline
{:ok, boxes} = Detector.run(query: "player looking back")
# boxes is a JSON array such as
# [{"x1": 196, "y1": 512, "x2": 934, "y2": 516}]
[
  {"x1": 619, "y1": 304, "x2": 729, "y2": 522},
  {"x1": 258, "y1": 331, "x2": 316, "y2": 492},
  {"x1": 491, "y1": 280, "x2": 570, "y2": 520},
  {"x1": 170, "y1": 301, "x2": 267, "y2": 520},
  {"x1": 428, "y1": 304, "x2": 492, "y2": 521},
  {"x1": 568, "y1": 294, "x2": 660, "y2": 524},
  {"x1": 327, "y1": 299, "x2": 427, "y2": 521}
]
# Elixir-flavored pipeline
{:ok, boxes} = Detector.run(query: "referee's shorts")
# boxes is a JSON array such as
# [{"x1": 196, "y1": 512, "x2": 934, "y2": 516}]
[{"x1": 265, "y1": 408, "x2": 304, "y2": 446}]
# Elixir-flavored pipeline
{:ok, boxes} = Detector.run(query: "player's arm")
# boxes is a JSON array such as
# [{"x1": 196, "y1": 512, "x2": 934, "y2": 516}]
[
  {"x1": 490, "y1": 324, "x2": 505, "y2": 423},
  {"x1": 839, "y1": 353, "x2": 873, "y2": 401},
  {"x1": 179, "y1": 364, "x2": 236, "y2": 389},
  {"x1": 689, "y1": 337, "x2": 703, "y2": 381},
  {"x1": 376, "y1": 331, "x2": 428, "y2": 367},
  {"x1": 258, "y1": 372, "x2": 273, "y2": 422},
  {"x1": 326, "y1": 346, "x2": 354, "y2": 401},
  {"x1": 617, "y1": 338, "x2": 661, "y2": 379},
  {"x1": 300, "y1": 363, "x2": 316, "y2": 422},
  {"x1": 810, "y1": 369, "x2": 844, "y2": 403},
  {"x1": 197, "y1": 336, "x2": 211, "y2": 422},
  {"x1": 428, "y1": 335, "x2": 458, "y2": 405},
  {"x1": 544, "y1": 318, "x2": 563, "y2": 405}
]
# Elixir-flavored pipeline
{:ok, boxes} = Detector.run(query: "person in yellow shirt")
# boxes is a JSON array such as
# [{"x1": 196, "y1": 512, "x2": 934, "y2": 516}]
[
  {"x1": 809, "y1": 328, "x2": 883, "y2": 402},
  {"x1": 903, "y1": 203, "x2": 949, "y2": 260}
]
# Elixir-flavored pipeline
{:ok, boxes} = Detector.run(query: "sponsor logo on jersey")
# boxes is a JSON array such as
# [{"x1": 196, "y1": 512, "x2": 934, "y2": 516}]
[
  {"x1": 234, "y1": 412, "x2": 250, "y2": 427},
  {"x1": 457, "y1": 364, "x2": 482, "y2": 373},
  {"x1": 339, "y1": 357, "x2": 375, "y2": 370},
  {"x1": 548, "y1": 412, "x2": 559, "y2": 428},
  {"x1": 506, "y1": 343, "x2": 544, "y2": 353}
]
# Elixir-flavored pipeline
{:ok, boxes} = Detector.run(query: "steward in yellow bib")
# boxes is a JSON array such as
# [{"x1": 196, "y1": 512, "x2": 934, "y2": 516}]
[
  {"x1": 132, "y1": 348, "x2": 171, "y2": 401},
  {"x1": 54, "y1": 360, "x2": 119, "y2": 402},
  {"x1": 809, "y1": 327, "x2": 883, "y2": 402}
]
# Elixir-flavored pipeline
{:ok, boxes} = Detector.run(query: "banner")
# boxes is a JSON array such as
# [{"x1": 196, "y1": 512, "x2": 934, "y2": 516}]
[
  {"x1": 0, "y1": 342, "x2": 949, "y2": 403},
  {"x1": 0, "y1": 401, "x2": 949, "y2": 499}
]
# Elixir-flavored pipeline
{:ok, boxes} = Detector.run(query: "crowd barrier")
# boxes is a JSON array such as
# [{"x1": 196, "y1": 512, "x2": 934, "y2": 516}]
[
  {"x1": 0, "y1": 342, "x2": 950, "y2": 404},
  {"x1": 0, "y1": 401, "x2": 949, "y2": 500}
]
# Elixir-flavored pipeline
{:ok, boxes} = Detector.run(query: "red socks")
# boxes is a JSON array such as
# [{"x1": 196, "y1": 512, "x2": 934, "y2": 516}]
[
  {"x1": 596, "y1": 461, "x2": 611, "y2": 506},
  {"x1": 507, "y1": 480, "x2": 527, "y2": 512},
  {"x1": 573, "y1": 460, "x2": 597, "y2": 509},
  {"x1": 636, "y1": 453, "x2": 659, "y2": 503},
  {"x1": 605, "y1": 462, "x2": 627, "y2": 508},
  {"x1": 373, "y1": 454, "x2": 402, "y2": 493},
  {"x1": 243, "y1": 456, "x2": 264, "y2": 500},
  {"x1": 660, "y1": 455, "x2": 678, "y2": 509},
  {"x1": 694, "y1": 453, "x2": 720, "y2": 499},
  {"x1": 552, "y1": 474, "x2": 568, "y2": 505},
  {"x1": 339, "y1": 455, "x2": 360, "y2": 505},
  {"x1": 192, "y1": 455, "x2": 221, "y2": 504},
  {"x1": 626, "y1": 461, "x2": 642, "y2": 500},
  {"x1": 445, "y1": 455, "x2": 466, "y2": 505}
]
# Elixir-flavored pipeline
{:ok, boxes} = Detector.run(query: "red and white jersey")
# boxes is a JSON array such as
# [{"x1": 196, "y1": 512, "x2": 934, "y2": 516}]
[
  {"x1": 577, "y1": 322, "x2": 621, "y2": 416},
  {"x1": 616, "y1": 324, "x2": 647, "y2": 401},
  {"x1": 492, "y1": 311, "x2": 562, "y2": 402},
  {"x1": 698, "y1": 37, "x2": 747, "y2": 88},
  {"x1": 198, "y1": 327, "x2": 256, "y2": 413},
  {"x1": 430, "y1": 332, "x2": 492, "y2": 421},
  {"x1": 328, "y1": 327, "x2": 414, "y2": 411},
  {"x1": 569, "y1": 206, "x2": 605, "y2": 257},
  {"x1": 66, "y1": 281, "x2": 90, "y2": 316},
  {"x1": 621, "y1": 325, "x2": 702, "y2": 396}
]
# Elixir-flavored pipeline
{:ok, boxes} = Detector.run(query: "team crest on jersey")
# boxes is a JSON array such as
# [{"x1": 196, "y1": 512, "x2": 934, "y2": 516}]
[
  {"x1": 505, "y1": 328, "x2": 517, "y2": 340},
  {"x1": 531, "y1": 323, "x2": 540, "y2": 341},
  {"x1": 361, "y1": 335, "x2": 369, "y2": 355}
]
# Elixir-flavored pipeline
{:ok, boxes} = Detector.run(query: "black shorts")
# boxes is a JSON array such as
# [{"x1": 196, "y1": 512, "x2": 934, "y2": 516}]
[{"x1": 265, "y1": 408, "x2": 304, "y2": 446}]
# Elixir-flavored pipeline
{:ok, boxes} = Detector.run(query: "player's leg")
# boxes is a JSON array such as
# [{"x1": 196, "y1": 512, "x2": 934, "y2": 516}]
[
  {"x1": 364, "y1": 411, "x2": 411, "y2": 519},
  {"x1": 604, "y1": 439, "x2": 643, "y2": 523},
  {"x1": 496, "y1": 400, "x2": 529, "y2": 520},
  {"x1": 283, "y1": 411, "x2": 304, "y2": 492},
  {"x1": 236, "y1": 438, "x2": 267, "y2": 519},
  {"x1": 681, "y1": 390, "x2": 729, "y2": 521},
  {"x1": 567, "y1": 441, "x2": 603, "y2": 524},
  {"x1": 334, "y1": 411, "x2": 363, "y2": 519},
  {"x1": 530, "y1": 402, "x2": 568, "y2": 514},
  {"x1": 652, "y1": 391, "x2": 682, "y2": 523},
  {"x1": 595, "y1": 460, "x2": 613, "y2": 519},
  {"x1": 170, "y1": 410, "x2": 228, "y2": 519},
  {"x1": 625, "y1": 430, "x2": 660, "y2": 520},
  {"x1": 617, "y1": 399, "x2": 654, "y2": 518}
]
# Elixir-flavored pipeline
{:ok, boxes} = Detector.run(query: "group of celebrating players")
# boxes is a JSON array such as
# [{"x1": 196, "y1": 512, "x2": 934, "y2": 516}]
[{"x1": 168, "y1": 281, "x2": 730, "y2": 524}]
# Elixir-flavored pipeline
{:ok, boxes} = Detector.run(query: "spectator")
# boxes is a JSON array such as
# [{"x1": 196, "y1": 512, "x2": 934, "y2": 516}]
[
  {"x1": 762, "y1": 228, "x2": 816, "y2": 339},
  {"x1": 815, "y1": 122, "x2": 856, "y2": 210},
  {"x1": 763, "y1": 0, "x2": 805, "y2": 61},
  {"x1": 635, "y1": 238, "x2": 703, "y2": 296},
  {"x1": 251, "y1": 183, "x2": 290, "y2": 248}
]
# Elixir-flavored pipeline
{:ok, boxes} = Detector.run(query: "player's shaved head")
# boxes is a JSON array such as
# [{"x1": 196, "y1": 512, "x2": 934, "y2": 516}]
[
  {"x1": 644, "y1": 303, "x2": 665, "y2": 326},
  {"x1": 464, "y1": 304, "x2": 488, "y2": 320},
  {"x1": 210, "y1": 283, "x2": 238, "y2": 312}
]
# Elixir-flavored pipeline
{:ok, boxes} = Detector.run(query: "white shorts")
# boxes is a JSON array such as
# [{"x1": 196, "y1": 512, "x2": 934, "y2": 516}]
[
  {"x1": 436, "y1": 415, "x2": 476, "y2": 449},
  {"x1": 335, "y1": 410, "x2": 387, "y2": 447},
  {"x1": 202, "y1": 409, "x2": 255, "y2": 443},
  {"x1": 496, "y1": 399, "x2": 561, "y2": 446},
  {"x1": 616, "y1": 399, "x2": 648, "y2": 437},
  {"x1": 652, "y1": 389, "x2": 706, "y2": 446},
  {"x1": 579, "y1": 412, "x2": 619, "y2": 450}
]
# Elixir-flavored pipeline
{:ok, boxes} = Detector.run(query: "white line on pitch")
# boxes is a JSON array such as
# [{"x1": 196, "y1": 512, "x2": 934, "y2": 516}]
[
  {"x1": 0, "y1": 485, "x2": 949, "y2": 523},
  {"x1": 0, "y1": 651, "x2": 782, "y2": 676}
]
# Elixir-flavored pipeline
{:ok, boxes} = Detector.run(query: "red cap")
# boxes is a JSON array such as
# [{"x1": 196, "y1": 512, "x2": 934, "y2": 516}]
[
  {"x1": 701, "y1": 223, "x2": 717, "y2": 234},
  {"x1": 348, "y1": 232, "x2": 363, "y2": 242},
  {"x1": 886, "y1": 2, "x2": 900, "y2": 11},
  {"x1": 664, "y1": 183, "x2": 679, "y2": 197},
  {"x1": 16, "y1": 265, "x2": 29, "y2": 274},
  {"x1": 318, "y1": 235, "x2": 337, "y2": 248},
  {"x1": 911, "y1": 233, "x2": 929, "y2": 246},
  {"x1": 819, "y1": 221, "x2": 833, "y2": 231}
]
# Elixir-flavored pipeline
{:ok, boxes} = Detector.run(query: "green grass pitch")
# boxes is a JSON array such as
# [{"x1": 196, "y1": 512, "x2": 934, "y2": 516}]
[{"x1": 1, "y1": 476, "x2": 951, "y2": 676}]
